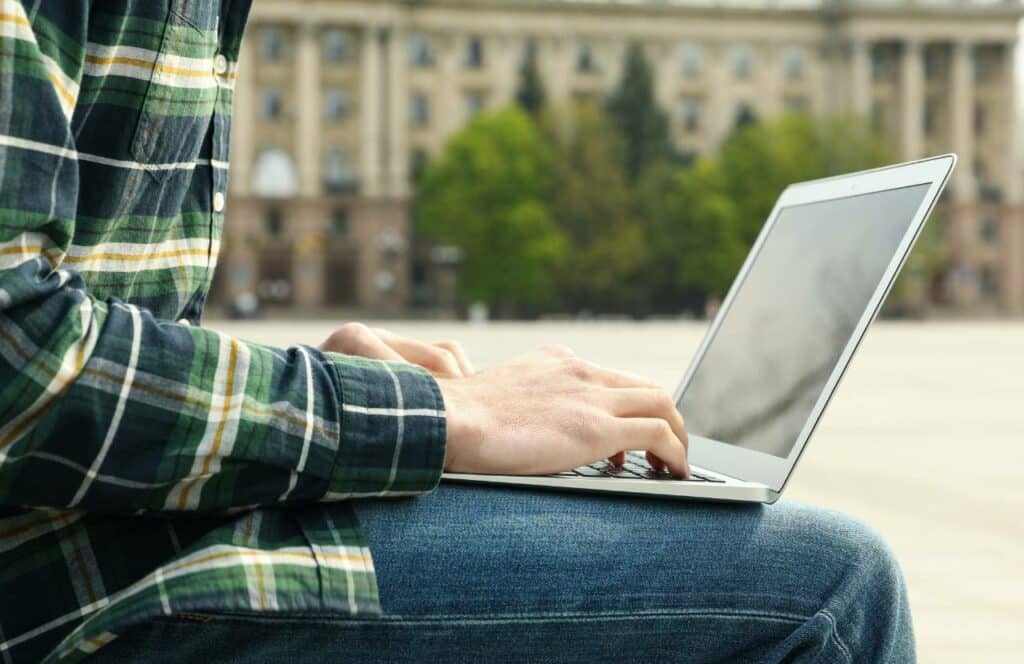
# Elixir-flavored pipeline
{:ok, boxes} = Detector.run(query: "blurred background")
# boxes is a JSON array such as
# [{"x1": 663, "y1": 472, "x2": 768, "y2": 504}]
[{"x1": 209, "y1": 1, "x2": 1024, "y2": 661}]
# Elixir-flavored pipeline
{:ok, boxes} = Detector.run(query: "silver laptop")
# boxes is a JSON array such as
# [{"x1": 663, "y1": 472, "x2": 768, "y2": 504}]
[{"x1": 444, "y1": 155, "x2": 956, "y2": 504}]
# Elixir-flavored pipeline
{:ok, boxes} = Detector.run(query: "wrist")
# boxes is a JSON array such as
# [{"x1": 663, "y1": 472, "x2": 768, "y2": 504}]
[{"x1": 437, "y1": 378, "x2": 484, "y2": 472}]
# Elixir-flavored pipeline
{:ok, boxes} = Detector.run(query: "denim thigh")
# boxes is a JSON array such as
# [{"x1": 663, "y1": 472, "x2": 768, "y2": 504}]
[{"x1": 99, "y1": 485, "x2": 914, "y2": 663}]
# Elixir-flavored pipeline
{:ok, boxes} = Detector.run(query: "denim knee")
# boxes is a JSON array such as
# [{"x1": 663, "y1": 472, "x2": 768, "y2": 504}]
[{"x1": 806, "y1": 509, "x2": 914, "y2": 662}]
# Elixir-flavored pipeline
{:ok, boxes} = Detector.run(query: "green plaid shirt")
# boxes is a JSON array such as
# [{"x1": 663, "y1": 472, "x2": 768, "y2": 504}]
[{"x1": 0, "y1": 1, "x2": 447, "y2": 660}]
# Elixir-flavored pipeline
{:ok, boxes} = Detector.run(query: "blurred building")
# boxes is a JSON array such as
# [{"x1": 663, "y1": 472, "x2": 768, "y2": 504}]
[{"x1": 220, "y1": 0, "x2": 1024, "y2": 315}]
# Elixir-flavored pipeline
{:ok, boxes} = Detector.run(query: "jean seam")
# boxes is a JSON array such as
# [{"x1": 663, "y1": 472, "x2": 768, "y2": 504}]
[
  {"x1": 818, "y1": 609, "x2": 853, "y2": 664},
  {"x1": 175, "y1": 607, "x2": 813, "y2": 626}
]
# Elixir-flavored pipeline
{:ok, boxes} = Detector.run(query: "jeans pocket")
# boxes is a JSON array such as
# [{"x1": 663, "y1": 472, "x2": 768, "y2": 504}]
[{"x1": 129, "y1": 1, "x2": 217, "y2": 178}]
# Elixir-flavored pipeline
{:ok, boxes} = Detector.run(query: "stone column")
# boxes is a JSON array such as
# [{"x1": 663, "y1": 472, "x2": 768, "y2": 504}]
[
  {"x1": 759, "y1": 43, "x2": 783, "y2": 118},
  {"x1": 950, "y1": 40, "x2": 978, "y2": 307},
  {"x1": 901, "y1": 39, "x2": 925, "y2": 160},
  {"x1": 545, "y1": 38, "x2": 572, "y2": 105},
  {"x1": 1002, "y1": 41, "x2": 1021, "y2": 204},
  {"x1": 360, "y1": 25, "x2": 383, "y2": 197},
  {"x1": 492, "y1": 36, "x2": 519, "y2": 108},
  {"x1": 951, "y1": 40, "x2": 976, "y2": 202},
  {"x1": 296, "y1": 22, "x2": 320, "y2": 197},
  {"x1": 1002, "y1": 41, "x2": 1024, "y2": 313},
  {"x1": 850, "y1": 39, "x2": 872, "y2": 118},
  {"x1": 707, "y1": 41, "x2": 732, "y2": 149},
  {"x1": 436, "y1": 33, "x2": 461, "y2": 144},
  {"x1": 386, "y1": 26, "x2": 409, "y2": 198},
  {"x1": 1007, "y1": 211, "x2": 1024, "y2": 314},
  {"x1": 230, "y1": 36, "x2": 254, "y2": 195},
  {"x1": 654, "y1": 41, "x2": 677, "y2": 114}
]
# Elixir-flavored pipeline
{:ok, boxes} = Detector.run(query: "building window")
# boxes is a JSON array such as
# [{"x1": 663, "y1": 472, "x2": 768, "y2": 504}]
[
  {"x1": 408, "y1": 33, "x2": 434, "y2": 67},
  {"x1": 870, "y1": 49, "x2": 893, "y2": 80},
  {"x1": 265, "y1": 208, "x2": 283, "y2": 237},
  {"x1": 465, "y1": 36, "x2": 484, "y2": 69},
  {"x1": 783, "y1": 46, "x2": 804, "y2": 81},
  {"x1": 971, "y1": 48, "x2": 987, "y2": 83},
  {"x1": 322, "y1": 28, "x2": 354, "y2": 63},
  {"x1": 577, "y1": 41, "x2": 597, "y2": 73},
  {"x1": 923, "y1": 47, "x2": 943, "y2": 80},
  {"x1": 251, "y1": 148, "x2": 299, "y2": 198},
  {"x1": 980, "y1": 216, "x2": 1000, "y2": 244},
  {"x1": 923, "y1": 101, "x2": 936, "y2": 136},
  {"x1": 330, "y1": 207, "x2": 349, "y2": 238},
  {"x1": 679, "y1": 42, "x2": 702, "y2": 78},
  {"x1": 411, "y1": 148, "x2": 430, "y2": 184},
  {"x1": 979, "y1": 266, "x2": 999, "y2": 297},
  {"x1": 410, "y1": 91, "x2": 430, "y2": 127},
  {"x1": 522, "y1": 39, "x2": 538, "y2": 65},
  {"x1": 680, "y1": 97, "x2": 701, "y2": 133},
  {"x1": 733, "y1": 44, "x2": 753, "y2": 80},
  {"x1": 261, "y1": 87, "x2": 282, "y2": 120},
  {"x1": 465, "y1": 91, "x2": 485, "y2": 121},
  {"x1": 324, "y1": 88, "x2": 350, "y2": 122},
  {"x1": 260, "y1": 26, "x2": 287, "y2": 61},
  {"x1": 973, "y1": 103, "x2": 986, "y2": 135},
  {"x1": 323, "y1": 149, "x2": 356, "y2": 193}
]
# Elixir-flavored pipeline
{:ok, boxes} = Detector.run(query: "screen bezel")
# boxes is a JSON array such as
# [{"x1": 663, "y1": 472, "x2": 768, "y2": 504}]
[{"x1": 673, "y1": 155, "x2": 956, "y2": 492}]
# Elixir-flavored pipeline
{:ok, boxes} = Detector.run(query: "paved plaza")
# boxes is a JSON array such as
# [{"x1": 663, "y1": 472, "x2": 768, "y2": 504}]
[{"x1": 210, "y1": 318, "x2": 1024, "y2": 663}]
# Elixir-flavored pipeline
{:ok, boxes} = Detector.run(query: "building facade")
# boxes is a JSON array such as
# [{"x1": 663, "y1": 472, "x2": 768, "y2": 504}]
[{"x1": 220, "y1": 0, "x2": 1024, "y2": 315}]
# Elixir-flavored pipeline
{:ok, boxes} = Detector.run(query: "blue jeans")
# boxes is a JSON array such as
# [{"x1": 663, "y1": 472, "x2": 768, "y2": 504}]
[{"x1": 100, "y1": 485, "x2": 914, "y2": 662}]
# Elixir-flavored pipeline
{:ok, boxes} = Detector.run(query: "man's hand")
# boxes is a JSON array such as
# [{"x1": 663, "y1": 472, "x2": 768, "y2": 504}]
[
  {"x1": 438, "y1": 345, "x2": 690, "y2": 478},
  {"x1": 320, "y1": 322, "x2": 474, "y2": 378}
]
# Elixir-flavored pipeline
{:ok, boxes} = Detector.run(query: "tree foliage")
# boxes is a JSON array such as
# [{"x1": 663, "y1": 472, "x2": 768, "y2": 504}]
[
  {"x1": 650, "y1": 114, "x2": 895, "y2": 303},
  {"x1": 515, "y1": 46, "x2": 546, "y2": 117},
  {"x1": 541, "y1": 103, "x2": 646, "y2": 311},
  {"x1": 416, "y1": 108, "x2": 566, "y2": 311},
  {"x1": 605, "y1": 43, "x2": 672, "y2": 181}
]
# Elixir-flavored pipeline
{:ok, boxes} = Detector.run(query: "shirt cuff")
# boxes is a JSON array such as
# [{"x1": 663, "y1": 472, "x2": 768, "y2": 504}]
[{"x1": 323, "y1": 354, "x2": 447, "y2": 498}]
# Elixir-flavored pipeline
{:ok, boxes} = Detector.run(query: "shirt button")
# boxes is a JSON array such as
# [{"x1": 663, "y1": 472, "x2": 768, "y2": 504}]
[
  {"x1": 213, "y1": 191, "x2": 225, "y2": 212},
  {"x1": 213, "y1": 54, "x2": 228, "y2": 75}
]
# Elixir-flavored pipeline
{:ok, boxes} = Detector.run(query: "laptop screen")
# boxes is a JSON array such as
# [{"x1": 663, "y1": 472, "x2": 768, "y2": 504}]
[{"x1": 677, "y1": 183, "x2": 931, "y2": 458}]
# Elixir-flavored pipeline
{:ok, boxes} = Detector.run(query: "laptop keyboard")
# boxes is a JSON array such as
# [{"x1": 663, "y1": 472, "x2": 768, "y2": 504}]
[{"x1": 549, "y1": 451, "x2": 725, "y2": 483}]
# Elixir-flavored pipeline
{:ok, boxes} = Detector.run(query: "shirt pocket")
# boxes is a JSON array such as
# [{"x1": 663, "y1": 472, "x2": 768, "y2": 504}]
[{"x1": 130, "y1": 1, "x2": 219, "y2": 178}]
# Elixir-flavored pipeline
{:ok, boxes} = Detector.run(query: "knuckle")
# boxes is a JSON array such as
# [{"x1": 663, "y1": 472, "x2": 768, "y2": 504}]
[
  {"x1": 561, "y1": 357, "x2": 591, "y2": 380},
  {"x1": 435, "y1": 339, "x2": 461, "y2": 353},
  {"x1": 337, "y1": 321, "x2": 370, "y2": 342},
  {"x1": 541, "y1": 344, "x2": 575, "y2": 358},
  {"x1": 646, "y1": 419, "x2": 674, "y2": 441},
  {"x1": 330, "y1": 322, "x2": 371, "y2": 351}
]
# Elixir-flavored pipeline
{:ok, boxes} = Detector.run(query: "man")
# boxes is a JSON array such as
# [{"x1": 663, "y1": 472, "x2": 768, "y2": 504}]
[{"x1": 0, "y1": 1, "x2": 914, "y2": 661}]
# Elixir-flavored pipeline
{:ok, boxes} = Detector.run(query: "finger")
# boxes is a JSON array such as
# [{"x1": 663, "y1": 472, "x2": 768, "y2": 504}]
[
  {"x1": 435, "y1": 340, "x2": 475, "y2": 375},
  {"x1": 607, "y1": 450, "x2": 626, "y2": 467},
  {"x1": 371, "y1": 328, "x2": 463, "y2": 378},
  {"x1": 559, "y1": 358, "x2": 661, "y2": 389},
  {"x1": 598, "y1": 388, "x2": 688, "y2": 453},
  {"x1": 646, "y1": 451, "x2": 667, "y2": 472},
  {"x1": 612, "y1": 418, "x2": 689, "y2": 478},
  {"x1": 321, "y1": 323, "x2": 406, "y2": 362}
]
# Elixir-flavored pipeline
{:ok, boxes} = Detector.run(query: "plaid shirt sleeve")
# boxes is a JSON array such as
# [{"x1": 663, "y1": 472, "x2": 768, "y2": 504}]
[{"x1": 0, "y1": 0, "x2": 447, "y2": 514}]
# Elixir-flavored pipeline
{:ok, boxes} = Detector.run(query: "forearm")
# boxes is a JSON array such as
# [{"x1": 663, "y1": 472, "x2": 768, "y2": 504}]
[{"x1": 0, "y1": 261, "x2": 446, "y2": 512}]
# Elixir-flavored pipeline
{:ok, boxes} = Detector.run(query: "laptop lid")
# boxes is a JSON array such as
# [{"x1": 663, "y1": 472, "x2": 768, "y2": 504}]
[{"x1": 673, "y1": 155, "x2": 955, "y2": 493}]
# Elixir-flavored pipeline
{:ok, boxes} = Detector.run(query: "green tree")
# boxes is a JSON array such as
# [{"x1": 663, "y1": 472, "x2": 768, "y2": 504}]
[
  {"x1": 652, "y1": 114, "x2": 894, "y2": 309},
  {"x1": 606, "y1": 43, "x2": 672, "y2": 181},
  {"x1": 515, "y1": 44, "x2": 546, "y2": 116},
  {"x1": 417, "y1": 108, "x2": 567, "y2": 313},
  {"x1": 541, "y1": 103, "x2": 646, "y2": 312}
]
